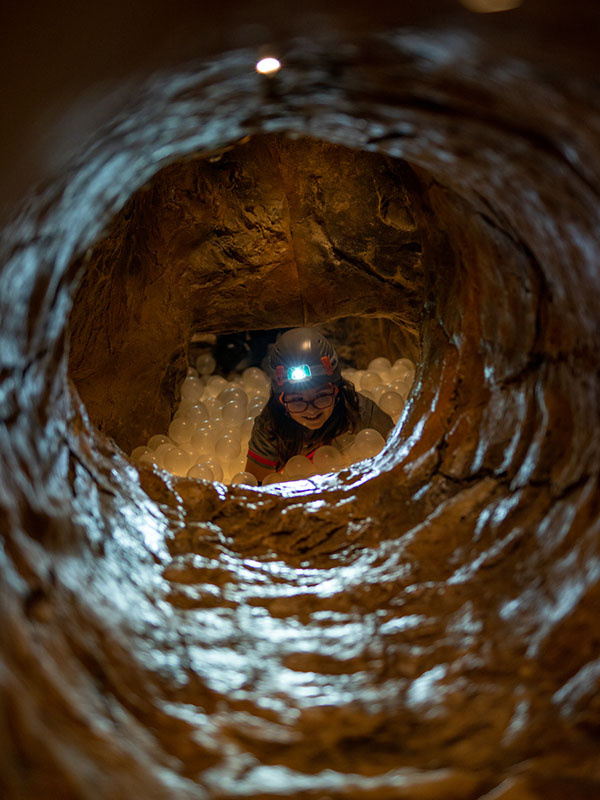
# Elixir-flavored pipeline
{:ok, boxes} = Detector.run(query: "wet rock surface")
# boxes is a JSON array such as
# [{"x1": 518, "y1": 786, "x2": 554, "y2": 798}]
[{"x1": 1, "y1": 7, "x2": 600, "y2": 800}]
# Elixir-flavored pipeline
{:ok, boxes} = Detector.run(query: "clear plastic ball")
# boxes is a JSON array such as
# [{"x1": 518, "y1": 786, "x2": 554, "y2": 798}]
[
  {"x1": 186, "y1": 463, "x2": 214, "y2": 481},
  {"x1": 335, "y1": 432, "x2": 355, "y2": 454},
  {"x1": 164, "y1": 447, "x2": 194, "y2": 476},
  {"x1": 206, "y1": 375, "x2": 229, "y2": 398},
  {"x1": 248, "y1": 396, "x2": 267, "y2": 417},
  {"x1": 242, "y1": 367, "x2": 269, "y2": 392},
  {"x1": 262, "y1": 472, "x2": 285, "y2": 486},
  {"x1": 180, "y1": 376, "x2": 204, "y2": 402},
  {"x1": 168, "y1": 417, "x2": 194, "y2": 445},
  {"x1": 222, "y1": 400, "x2": 246, "y2": 427},
  {"x1": 312, "y1": 445, "x2": 344, "y2": 473},
  {"x1": 147, "y1": 434, "x2": 170, "y2": 450},
  {"x1": 371, "y1": 384, "x2": 388, "y2": 401},
  {"x1": 186, "y1": 367, "x2": 199, "y2": 378},
  {"x1": 241, "y1": 417, "x2": 255, "y2": 442},
  {"x1": 196, "y1": 352, "x2": 217, "y2": 376},
  {"x1": 139, "y1": 451, "x2": 158, "y2": 467},
  {"x1": 155, "y1": 443, "x2": 176, "y2": 466},
  {"x1": 190, "y1": 427, "x2": 217, "y2": 455},
  {"x1": 350, "y1": 428, "x2": 386, "y2": 461},
  {"x1": 368, "y1": 356, "x2": 392, "y2": 374},
  {"x1": 203, "y1": 396, "x2": 222, "y2": 419},
  {"x1": 353, "y1": 370, "x2": 365, "y2": 388},
  {"x1": 379, "y1": 391, "x2": 405, "y2": 418},
  {"x1": 131, "y1": 446, "x2": 150, "y2": 461},
  {"x1": 390, "y1": 358, "x2": 416, "y2": 383},
  {"x1": 341, "y1": 368, "x2": 357, "y2": 384},
  {"x1": 215, "y1": 434, "x2": 241, "y2": 463},
  {"x1": 218, "y1": 386, "x2": 248, "y2": 407},
  {"x1": 283, "y1": 454, "x2": 314, "y2": 479},
  {"x1": 390, "y1": 379, "x2": 409, "y2": 397},
  {"x1": 203, "y1": 457, "x2": 224, "y2": 482},
  {"x1": 181, "y1": 401, "x2": 210, "y2": 423},
  {"x1": 231, "y1": 471, "x2": 259, "y2": 486},
  {"x1": 361, "y1": 371, "x2": 383, "y2": 391}
]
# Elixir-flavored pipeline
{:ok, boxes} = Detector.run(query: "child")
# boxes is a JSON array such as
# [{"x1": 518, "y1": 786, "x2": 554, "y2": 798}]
[{"x1": 245, "y1": 327, "x2": 394, "y2": 483}]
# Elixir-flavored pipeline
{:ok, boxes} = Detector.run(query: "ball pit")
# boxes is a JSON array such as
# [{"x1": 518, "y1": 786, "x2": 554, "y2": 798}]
[{"x1": 131, "y1": 353, "x2": 414, "y2": 485}]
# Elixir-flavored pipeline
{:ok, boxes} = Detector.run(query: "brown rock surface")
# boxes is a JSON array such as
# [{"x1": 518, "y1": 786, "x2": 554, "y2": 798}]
[{"x1": 1, "y1": 3, "x2": 600, "y2": 799}]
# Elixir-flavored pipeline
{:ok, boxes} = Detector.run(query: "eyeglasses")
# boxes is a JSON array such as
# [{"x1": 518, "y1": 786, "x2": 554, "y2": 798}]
[{"x1": 282, "y1": 388, "x2": 337, "y2": 414}]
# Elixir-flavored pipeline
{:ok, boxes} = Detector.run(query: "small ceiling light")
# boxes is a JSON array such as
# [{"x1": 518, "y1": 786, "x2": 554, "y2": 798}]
[
  {"x1": 459, "y1": 0, "x2": 522, "y2": 11},
  {"x1": 256, "y1": 57, "x2": 281, "y2": 75}
]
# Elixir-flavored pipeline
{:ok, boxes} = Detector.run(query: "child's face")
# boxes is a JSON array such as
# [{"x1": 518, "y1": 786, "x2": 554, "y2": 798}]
[{"x1": 283, "y1": 384, "x2": 337, "y2": 430}]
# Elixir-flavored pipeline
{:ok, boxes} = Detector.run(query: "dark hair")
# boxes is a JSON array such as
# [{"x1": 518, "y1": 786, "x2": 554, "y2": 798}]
[{"x1": 263, "y1": 379, "x2": 361, "y2": 467}]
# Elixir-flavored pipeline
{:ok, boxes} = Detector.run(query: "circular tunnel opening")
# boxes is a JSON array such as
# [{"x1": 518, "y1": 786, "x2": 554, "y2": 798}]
[
  {"x1": 67, "y1": 134, "x2": 427, "y2": 488},
  {"x1": 2, "y1": 20, "x2": 600, "y2": 799}
]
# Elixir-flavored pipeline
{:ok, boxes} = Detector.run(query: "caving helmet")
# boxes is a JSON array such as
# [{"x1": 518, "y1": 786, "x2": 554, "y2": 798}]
[{"x1": 267, "y1": 327, "x2": 341, "y2": 393}]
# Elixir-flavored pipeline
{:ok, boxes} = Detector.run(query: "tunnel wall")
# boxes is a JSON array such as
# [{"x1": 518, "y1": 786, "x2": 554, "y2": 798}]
[{"x1": 1, "y1": 23, "x2": 600, "y2": 800}]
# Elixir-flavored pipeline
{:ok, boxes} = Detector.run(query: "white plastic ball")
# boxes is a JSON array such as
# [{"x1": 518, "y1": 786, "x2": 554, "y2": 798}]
[
  {"x1": 155, "y1": 442, "x2": 176, "y2": 466},
  {"x1": 368, "y1": 356, "x2": 392, "y2": 374},
  {"x1": 147, "y1": 434, "x2": 170, "y2": 450},
  {"x1": 221, "y1": 422, "x2": 242, "y2": 439},
  {"x1": 390, "y1": 358, "x2": 416, "y2": 383},
  {"x1": 203, "y1": 396, "x2": 222, "y2": 419},
  {"x1": 164, "y1": 447, "x2": 194, "y2": 476},
  {"x1": 262, "y1": 472, "x2": 286, "y2": 486},
  {"x1": 218, "y1": 386, "x2": 247, "y2": 407},
  {"x1": 312, "y1": 445, "x2": 344, "y2": 473},
  {"x1": 350, "y1": 428, "x2": 386, "y2": 461},
  {"x1": 203, "y1": 457, "x2": 224, "y2": 482},
  {"x1": 231, "y1": 471, "x2": 259, "y2": 486},
  {"x1": 190, "y1": 427, "x2": 217, "y2": 454},
  {"x1": 180, "y1": 376, "x2": 204, "y2": 402},
  {"x1": 215, "y1": 434, "x2": 241, "y2": 463},
  {"x1": 241, "y1": 417, "x2": 255, "y2": 442},
  {"x1": 335, "y1": 432, "x2": 355, "y2": 453},
  {"x1": 283, "y1": 455, "x2": 314, "y2": 479},
  {"x1": 168, "y1": 417, "x2": 194, "y2": 445},
  {"x1": 390, "y1": 379, "x2": 409, "y2": 397},
  {"x1": 181, "y1": 401, "x2": 210, "y2": 422},
  {"x1": 242, "y1": 367, "x2": 269, "y2": 391},
  {"x1": 222, "y1": 400, "x2": 246, "y2": 427},
  {"x1": 131, "y1": 446, "x2": 151, "y2": 461},
  {"x1": 361, "y1": 371, "x2": 383, "y2": 391},
  {"x1": 196, "y1": 352, "x2": 217, "y2": 376},
  {"x1": 186, "y1": 463, "x2": 214, "y2": 481},
  {"x1": 371, "y1": 384, "x2": 388, "y2": 401},
  {"x1": 379, "y1": 391, "x2": 405, "y2": 418},
  {"x1": 206, "y1": 375, "x2": 229, "y2": 398},
  {"x1": 248, "y1": 396, "x2": 267, "y2": 417}
]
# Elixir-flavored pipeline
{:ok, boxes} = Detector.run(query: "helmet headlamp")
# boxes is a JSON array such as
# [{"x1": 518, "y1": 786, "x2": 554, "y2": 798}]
[{"x1": 288, "y1": 365, "x2": 311, "y2": 382}]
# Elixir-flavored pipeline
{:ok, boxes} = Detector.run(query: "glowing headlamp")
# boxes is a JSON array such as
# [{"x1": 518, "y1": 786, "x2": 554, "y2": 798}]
[{"x1": 288, "y1": 365, "x2": 311, "y2": 382}]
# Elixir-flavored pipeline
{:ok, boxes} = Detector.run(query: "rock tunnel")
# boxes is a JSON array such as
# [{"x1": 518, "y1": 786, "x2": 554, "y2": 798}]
[{"x1": 1, "y1": 2, "x2": 599, "y2": 798}]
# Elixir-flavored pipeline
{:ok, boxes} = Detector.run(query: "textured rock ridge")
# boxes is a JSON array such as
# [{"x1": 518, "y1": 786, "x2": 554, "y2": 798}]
[{"x1": 1, "y1": 10, "x2": 600, "y2": 800}]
